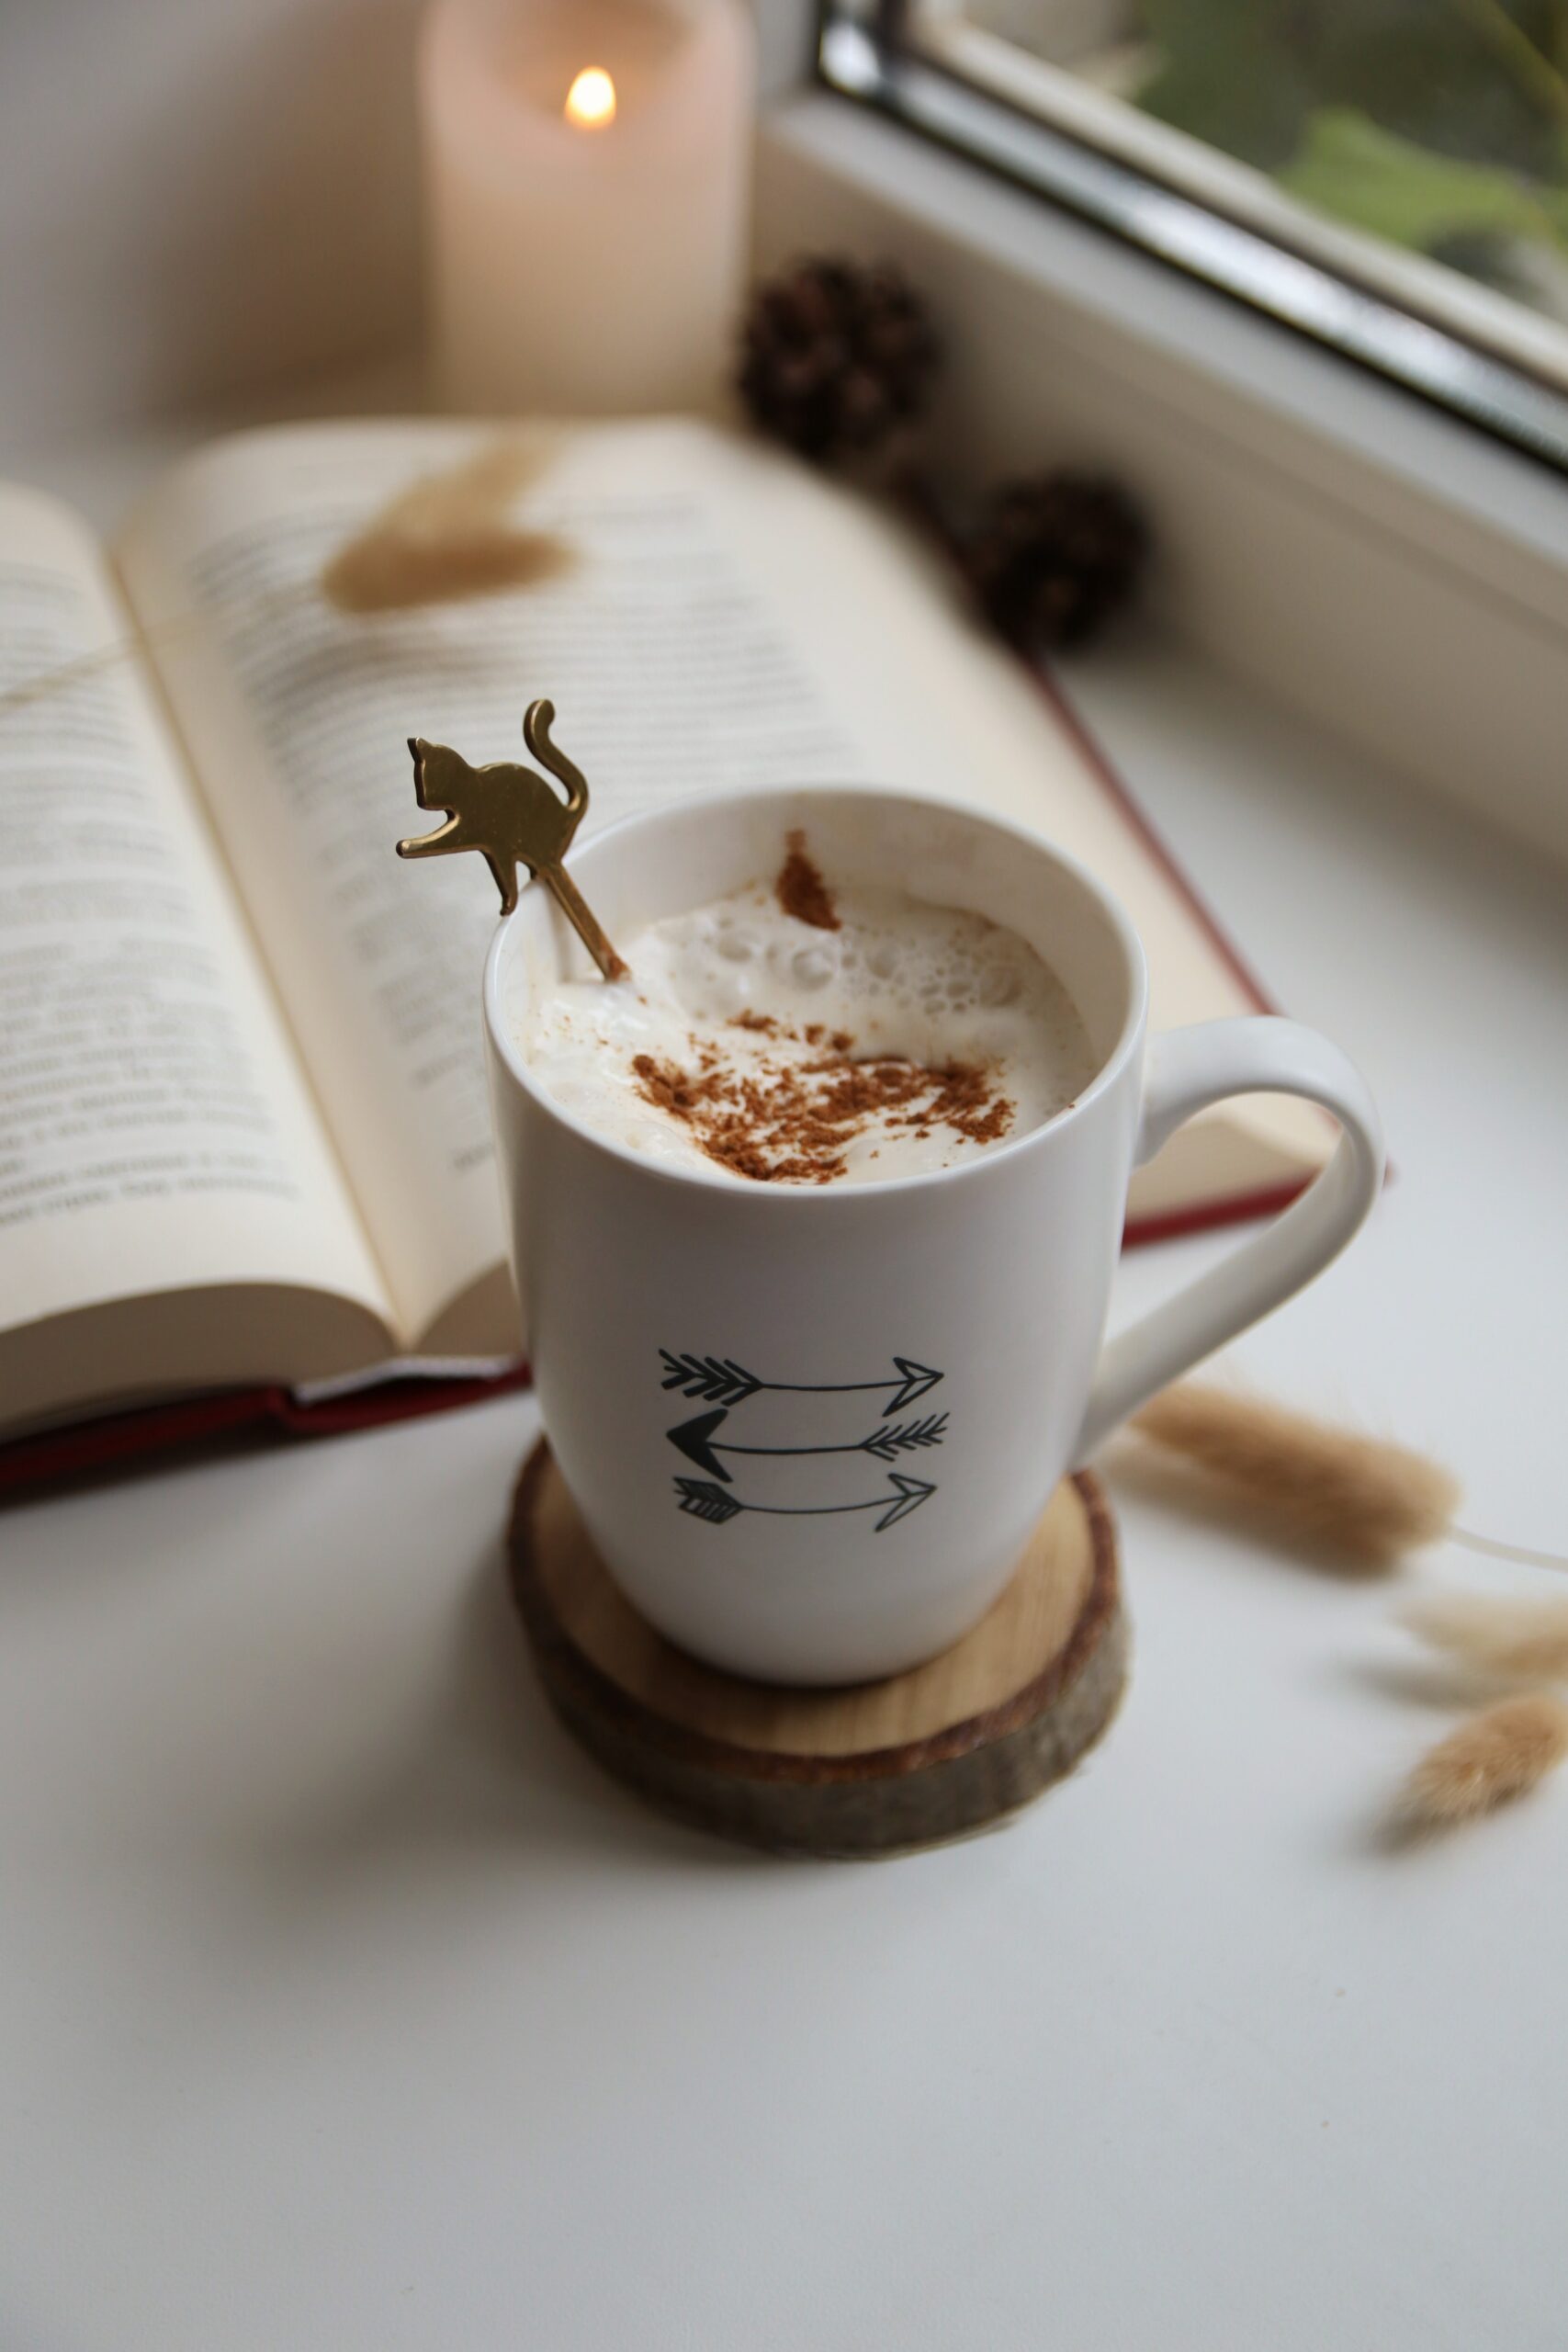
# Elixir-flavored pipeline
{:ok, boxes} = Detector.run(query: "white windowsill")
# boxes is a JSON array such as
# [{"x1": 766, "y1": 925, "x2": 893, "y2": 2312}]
[{"x1": 756, "y1": 88, "x2": 1568, "y2": 865}]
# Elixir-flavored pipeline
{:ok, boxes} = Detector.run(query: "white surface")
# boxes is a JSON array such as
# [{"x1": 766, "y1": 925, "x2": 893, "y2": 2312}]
[
  {"x1": 0, "y1": 0, "x2": 423, "y2": 448},
  {"x1": 2, "y1": 440, "x2": 1567, "y2": 2346}
]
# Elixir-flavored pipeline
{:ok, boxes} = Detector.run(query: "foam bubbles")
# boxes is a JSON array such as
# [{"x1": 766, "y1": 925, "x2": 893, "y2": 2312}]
[
  {"x1": 791, "y1": 945, "x2": 836, "y2": 989},
  {"x1": 520, "y1": 867, "x2": 1098, "y2": 1185}
]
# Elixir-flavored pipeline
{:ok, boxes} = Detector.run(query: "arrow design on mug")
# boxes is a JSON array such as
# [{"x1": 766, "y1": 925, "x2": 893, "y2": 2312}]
[
  {"x1": 674, "y1": 1472, "x2": 938, "y2": 1532},
  {"x1": 659, "y1": 1351, "x2": 943, "y2": 1415},
  {"x1": 666, "y1": 1408, "x2": 947, "y2": 1483}
]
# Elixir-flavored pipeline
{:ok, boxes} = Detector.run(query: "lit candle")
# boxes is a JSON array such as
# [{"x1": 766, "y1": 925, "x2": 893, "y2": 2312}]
[{"x1": 420, "y1": 0, "x2": 755, "y2": 415}]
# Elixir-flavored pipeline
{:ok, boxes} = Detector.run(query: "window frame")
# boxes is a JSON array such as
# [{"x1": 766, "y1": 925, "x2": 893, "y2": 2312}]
[
  {"x1": 816, "y1": 0, "x2": 1568, "y2": 475},
  {"x1": 753, "y1": 58, "x2": 1568, "y2": 865}
]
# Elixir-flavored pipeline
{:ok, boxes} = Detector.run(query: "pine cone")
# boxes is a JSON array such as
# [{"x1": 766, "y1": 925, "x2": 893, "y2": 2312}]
[
  {"x1": 964, "y1": 472, "x2": 1148, "y2": 651},
  {"x1": 738, "y1": 257, "x2": 940, "y2": 468}
]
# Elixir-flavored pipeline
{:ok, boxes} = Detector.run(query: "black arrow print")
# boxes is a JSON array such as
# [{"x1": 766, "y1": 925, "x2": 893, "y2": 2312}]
[
  {"x1": 660, "y1": 1351, "x2": 942, "y2": 1415},
  {"x1": 674, "y1": 1473, "x2": 937, "y2": 1532},
  {"x1": 668, "y1": 1408, "x2": 947, "y2": 1483},
  {"x1": 657, "y1": 1355, "x2": 761, "y2": 1408}
]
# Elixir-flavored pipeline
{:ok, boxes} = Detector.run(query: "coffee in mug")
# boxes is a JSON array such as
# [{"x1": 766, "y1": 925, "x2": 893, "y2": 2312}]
[
  {"x1": 517, "y1": 833, "x2": 1098, "y2": 1186},
  {"x1": 486, "y1": 787, "x2": 1383, "y2": 1684}
]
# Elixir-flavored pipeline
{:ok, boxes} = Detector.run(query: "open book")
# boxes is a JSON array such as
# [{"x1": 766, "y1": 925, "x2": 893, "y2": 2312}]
[{"x1": 0, "y1": 418, "x2": 1326, "y2": 1471}]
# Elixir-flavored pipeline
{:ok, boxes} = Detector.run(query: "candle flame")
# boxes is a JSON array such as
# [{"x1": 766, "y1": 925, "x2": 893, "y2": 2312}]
[{"x1": 564, "y1": 66, "x2": 616, "y2": 129}]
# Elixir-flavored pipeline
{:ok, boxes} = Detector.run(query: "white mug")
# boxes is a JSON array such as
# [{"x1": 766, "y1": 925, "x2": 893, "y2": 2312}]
[{"x1": 485, "y1": 788, "x2": 1383, "y2": 1684}]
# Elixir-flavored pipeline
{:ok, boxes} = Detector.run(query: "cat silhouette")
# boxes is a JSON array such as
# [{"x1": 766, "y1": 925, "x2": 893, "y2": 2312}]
[{"x1": 399, "y1": 696, "x2": 586, "y2": 916}]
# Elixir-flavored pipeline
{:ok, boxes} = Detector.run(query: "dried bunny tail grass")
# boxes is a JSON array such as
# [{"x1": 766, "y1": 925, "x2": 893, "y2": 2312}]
[
  {"x1": 4, "y1": 440, "x2": 572, "y2": 725},
  {"x1": 1449, "y1": 1525, "x2": 1568, "y2": 1572},
  {"x1": 321, "y1": 435, "x2": 574, "y2": 613},
  {"x1": 1403, "y1": 1591, "x2": 1568, "y2": 1683},
  {"x1": 321, "y1": 527, "x2": 574, "y2": 612},
  {"x1": 1128, "y1": 1383, "x2": 1460, "y2": 1569},
  {"x1": 1393, "y1": 1694, "x2": 1568, "y2": 1832}
]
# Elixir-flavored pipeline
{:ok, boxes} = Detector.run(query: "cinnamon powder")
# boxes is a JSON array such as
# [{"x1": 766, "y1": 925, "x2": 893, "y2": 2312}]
[
  {"x1": 632, "y1": 1025, "x2": 1014, "y2": 1184},
  {"x1": 630, "y1": 833, "x2": 1014, "y2": 1182},
  {"x1": 775, "y1": 831, "x2": 840, "y2": 931}
]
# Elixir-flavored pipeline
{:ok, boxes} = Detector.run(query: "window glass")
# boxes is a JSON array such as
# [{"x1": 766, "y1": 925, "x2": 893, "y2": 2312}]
[{"x1": 820, "y1": 0, "x2": 1568, "y2": 458}]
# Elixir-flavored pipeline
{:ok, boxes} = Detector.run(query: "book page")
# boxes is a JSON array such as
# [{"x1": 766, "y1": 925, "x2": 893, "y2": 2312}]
[
  {"x1": 117, "y1": 423, "x2": 878, "y2": 1352},
  {"x1": 117, "y1": 420, "x2": 1321, "y2": 1352},
  {"x1": 0, "y1": 486, "x2": 393, "y2": 1430}
]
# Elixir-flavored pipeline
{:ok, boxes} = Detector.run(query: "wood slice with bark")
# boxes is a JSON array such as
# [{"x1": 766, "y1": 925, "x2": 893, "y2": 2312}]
[{"x1": 508, "y1": 1441, "x2": 1128, "y2": 1858}]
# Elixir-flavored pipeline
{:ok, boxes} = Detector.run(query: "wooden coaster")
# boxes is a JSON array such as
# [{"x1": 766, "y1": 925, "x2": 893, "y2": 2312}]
[{"x1": 507, "y1": 1442, "x2": 1127, "y2": 1858}]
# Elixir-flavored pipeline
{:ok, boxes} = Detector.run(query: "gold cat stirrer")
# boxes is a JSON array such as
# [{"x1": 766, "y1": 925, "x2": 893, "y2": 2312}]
[{"x1": 398, "y1": 697, "x2": 628, "y2": 979}]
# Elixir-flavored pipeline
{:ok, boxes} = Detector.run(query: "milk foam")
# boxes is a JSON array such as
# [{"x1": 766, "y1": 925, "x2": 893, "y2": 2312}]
[{"x1": 520, "y1": 873, "x2": 1097, "y2": 1185}]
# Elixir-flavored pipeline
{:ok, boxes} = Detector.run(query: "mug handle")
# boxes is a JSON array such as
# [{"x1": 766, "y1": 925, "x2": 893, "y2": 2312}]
[{"x1": 1074, "y1": 1016, "x2": 1384, "y2": 1462}]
